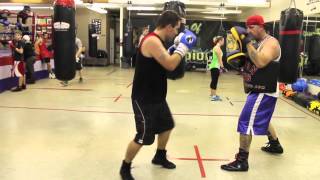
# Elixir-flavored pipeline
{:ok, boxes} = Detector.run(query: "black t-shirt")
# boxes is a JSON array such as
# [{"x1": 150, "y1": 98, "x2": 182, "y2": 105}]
[
  {"x1": 12, "y1": 40, "x2": 24, "y2": 61},
  {"x1": 23, "y1": 42, "x2": 35, "y2": 59},
  {"x1": 131, "y1": 32, "x2": 167, "y2": 104}
]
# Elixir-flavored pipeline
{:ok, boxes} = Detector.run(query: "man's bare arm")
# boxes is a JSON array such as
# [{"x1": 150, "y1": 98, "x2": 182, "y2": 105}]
[
  {"x1": 247, "y1": 39, "x2": 280, "y2": 68},
  {"x1": 143, "y1": 37, "x2": 182, "y2": 71}
]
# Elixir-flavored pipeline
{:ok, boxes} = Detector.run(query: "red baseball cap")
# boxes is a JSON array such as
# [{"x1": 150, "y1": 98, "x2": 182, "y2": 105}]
[{"x1": 246, "y1": 15, "x2": 265, "y2": 26}]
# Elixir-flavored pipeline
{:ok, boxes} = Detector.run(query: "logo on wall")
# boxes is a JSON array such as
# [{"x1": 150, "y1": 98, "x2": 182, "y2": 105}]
[
  {"x1": 186, "y1": 49, "x2": 211, "y2": 62},
  {"x1": 184, "y1": 49, "x2": 212, "y2": 70},
  {"x1": 186, "y1": 22, "x2": 202, "y2": 35}
]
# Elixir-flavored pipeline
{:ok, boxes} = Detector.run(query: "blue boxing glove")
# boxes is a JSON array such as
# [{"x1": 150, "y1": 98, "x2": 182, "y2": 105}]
[
  {"x1": 230, "y1": 26, "x2": 254, "y2": 51},
  {"x1": 16, "y1": 22, "x2": 22, "y2": 29},
  {"x1": 174, "y1": 29, "x2": 197, "y2": 58},
  {"x1": 0, "y1": 19, "x2": 10, "y2": 26},
  {"x1": 168, "y1": 44, "x2": 177, "y2": 55}
]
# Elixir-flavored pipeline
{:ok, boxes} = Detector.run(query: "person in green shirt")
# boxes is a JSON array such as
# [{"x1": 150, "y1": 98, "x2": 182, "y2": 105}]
[{"x1": 209, "y1": 36, "x2": 224, "y2": 101}]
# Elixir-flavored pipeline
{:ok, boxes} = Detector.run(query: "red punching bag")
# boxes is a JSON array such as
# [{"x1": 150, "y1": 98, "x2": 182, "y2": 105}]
[
  {"x1": 53, "y1": 0, "x2": 76, "y2": 81},
  {"x1": 278, "y1": 7, "x2": 303, "y2": 83}
]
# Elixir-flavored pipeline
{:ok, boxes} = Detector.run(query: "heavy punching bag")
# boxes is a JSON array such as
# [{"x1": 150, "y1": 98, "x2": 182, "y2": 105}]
[
  {"x1": 164, "y1": 0, "x2": 187, "y2": 80},
  {"x1": 308, "y1": 35, "x2": 320, "y2": 65},
  {"x1": 305, "y1": 35, "x2": 320, "y2": 75},
  {"x1": 278, "y1": 7, "x2": 303, "y2": 83},
  {"x1": 53, "y1": 0, "x2": 76, "y2": 81},
  {"x1": 124, "y1": 20, "x2": 134, "y2": 58},
  {"x1": 88, "y1": 23, "x2": 98, "y2": 57}
]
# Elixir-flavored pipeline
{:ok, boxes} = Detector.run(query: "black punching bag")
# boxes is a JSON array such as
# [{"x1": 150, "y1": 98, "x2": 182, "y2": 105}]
[
  {"x1": 124, "y1": 20, "x2": 134, "y2": 57},
  {"x1": 88, "y1": 24, "x2": 98, "y2": 57},
  {"x1": 278, "y1": 8, "x2": 303, "y2": 83},
  {"x1": 164, "y1": 1, "x2": 187, "y2": 80},
  {"x1": 308, "y1": 35, "x2": 320, "y2": 65},
  {"x1": 53, "y1": 0, "x2": 76, "y2": 81}
]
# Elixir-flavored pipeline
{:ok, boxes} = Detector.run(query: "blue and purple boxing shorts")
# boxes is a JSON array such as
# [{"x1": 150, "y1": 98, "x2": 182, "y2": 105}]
[{"x1": 238, "y1": 92, "x2": 277, "y2": 135}]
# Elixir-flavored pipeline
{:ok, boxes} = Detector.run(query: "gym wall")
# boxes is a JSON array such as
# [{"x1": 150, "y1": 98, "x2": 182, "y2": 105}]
[
  {"x1": 75, "y1": 8, "x2": 108, "y2": 55},
  {"x1": 22, "y1": 8, "x2": 108, "y2": 56},
  {"x1": 237, "y1": 0, "x2": 310, "y2": 22}
]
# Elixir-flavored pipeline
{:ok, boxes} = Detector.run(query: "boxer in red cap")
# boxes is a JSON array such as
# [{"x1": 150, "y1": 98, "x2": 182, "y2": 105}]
[{"x1": 222, "y1": 15, "x2": 284, "y2": 171}]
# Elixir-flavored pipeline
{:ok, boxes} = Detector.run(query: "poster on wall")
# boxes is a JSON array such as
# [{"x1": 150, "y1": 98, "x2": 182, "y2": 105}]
[
  {"x1": 131, "y1": 17, "x2": 244, "y2": 70},
  {"x1": 184, "y1": 20, "x2": 244, "y2": 69}
]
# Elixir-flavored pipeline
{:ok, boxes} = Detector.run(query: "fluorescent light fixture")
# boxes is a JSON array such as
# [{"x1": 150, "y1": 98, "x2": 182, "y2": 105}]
[
  {"x1": 127, "y1": 7, "x2": 239, "y2": 13},
  {"x1": 201, "y1": 9, "x2": 242, "y2": 14},
  {"x1": 108, "y1": 0, "x2": 269, "y2": 7},
  {"x1": 83, "y1": 3, "x2": 122, "y2": 9},
  {"x1": 203, "y1": 16, "x2": 227, "y2": 20},
  {"x1": 86, "y1": 5, "x2": 108, "y2": 14},
  {"x1": 229, "y1": 0, "x2": 267, "y2": 3},
  {"x1": 75, "y1": 0, "x2": 84, "y2": 5},
  {"x1": 0, "y1": 5, "x2": 52, "y2": 10},
  {"x1": 127, "y1": 6, "x2": 159, "y2": 11},
  {"x1": 303, "y1": 20, "x2": 320, "y2": 23},
  {"x1": 228, "y1": 0, "x2": 269, "y2": 7},
  {"x1": 136, "y1": 13, "x2": 160, "y2": 16},
  {"x1": 34, "y1": 6, "x2": 53, "y2": 10},
  {"x1": 0, "y1": 6, "x2": 24, "y2": 10}
]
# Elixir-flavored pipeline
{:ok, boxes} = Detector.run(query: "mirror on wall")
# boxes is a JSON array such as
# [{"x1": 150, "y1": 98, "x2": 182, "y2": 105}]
[{"x1": 301, "y1": 14, "x2": 320, "y2": 77}]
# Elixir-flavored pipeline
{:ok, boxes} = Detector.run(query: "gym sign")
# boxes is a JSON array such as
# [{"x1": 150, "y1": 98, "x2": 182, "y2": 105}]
[
  {"x1": 185, "y1": 22, "x2": 202, "y2": 35},
  {"x1": 185, "y1": 49, "x2": 211, "y2": 62}
]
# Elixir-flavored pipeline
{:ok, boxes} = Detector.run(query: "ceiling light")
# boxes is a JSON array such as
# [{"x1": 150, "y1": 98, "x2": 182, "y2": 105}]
[
  {"x1": 86, "y1": 5, "x2": 108, "y2": 14},
  {"x1": 229, "y1": 0, "x2": 267, "y2": 3},
  {"x1": 136, "y1": 13, "x2": 159, "y2": 16},
  {"x1": 203, "y1": 16, "x2": 227, "y2": 20},
  {"x1": 201, "y1": 9, "x2": 242, "y2": 14},
  {"x1": 107, "y1": 0, "x2": 270, "y2": 8},
  {"x1": 0, "y1": 6, "x2": 24, "y2": 10},
  {"x1": 228, "y1": 0, "x2": 269, "y2": 7},
  {"x1": 127, "y1": 6, "x2": 159, "y2": 11},
  {"x1": 33, "y1": 6, "x2": 53, "y2": 9},
  {"x1": 83, "y1": 3, "x2": 122, "y2": 9},
  {"x1": 75, "y1": 0, "x2": 84, "y2": 5},
  {"x1": 303, "y1": 20, "x2": 320, "y2": 23}
]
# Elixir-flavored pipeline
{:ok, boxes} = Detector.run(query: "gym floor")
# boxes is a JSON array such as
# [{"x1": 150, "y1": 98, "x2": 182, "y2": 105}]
[{"x1": 0, "y1": 66, "x2": 319, "y2": 180}]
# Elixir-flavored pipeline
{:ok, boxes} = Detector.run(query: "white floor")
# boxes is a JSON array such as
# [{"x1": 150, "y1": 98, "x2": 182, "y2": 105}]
[{"x1": 0, "y1": 66, "x2": 319, "y2": 180}]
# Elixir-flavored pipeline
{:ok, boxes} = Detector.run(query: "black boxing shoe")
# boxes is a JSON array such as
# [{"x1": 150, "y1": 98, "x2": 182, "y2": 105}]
[
  {"x1": 221, "y1": 159, "x2": 249, "y2": 172},
  {"x1": 11, "y1": 86, "x2": 22, "y2": 92},
  {"x1": 261, "y1": 138, "x2": 283, "y2": 154},
  {"x1": 221, "y1": 148, "x2": 249, "y2": 172},
  {"x1": 120, "y1": 160, "x2": 134, "y2": 180},
  {"x1": 152, "y1": 149, "x2": 176, "y2": 169}
]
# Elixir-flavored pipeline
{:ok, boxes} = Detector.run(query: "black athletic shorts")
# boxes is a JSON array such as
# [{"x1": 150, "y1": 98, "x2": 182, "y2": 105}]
[
  {"x1": 132, "y1": 99, "x2": 175, "y2": 145},
  {"x1": 76, "y1": 59, "x2": 83, "y2": 70}
]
